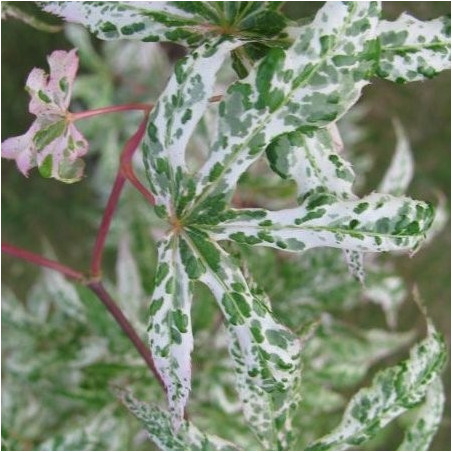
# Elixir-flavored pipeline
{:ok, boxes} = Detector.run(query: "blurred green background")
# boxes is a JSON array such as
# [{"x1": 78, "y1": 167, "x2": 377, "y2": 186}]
[{"x1": 2, "y1": 2, "x2": 450, "y2": 450}]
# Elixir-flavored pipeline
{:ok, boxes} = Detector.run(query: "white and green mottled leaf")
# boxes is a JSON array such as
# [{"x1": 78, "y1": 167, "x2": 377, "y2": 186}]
[
  {"x1": 266, "y1": 129, "x2": 355, "y2": 203},
  {"x1": 231, "y1": 336, "x2": 302, "y2": 450},
  {"x1": 119, "y1": 391, "x2": 241, "y2": 451},
  {"x1": 266, "y1": 127, "x2": 365, "y2": 281},
  {"x1": 365, "y1": 275, "x2": 407, "y2": 328},
  {"x1": 378, "y1": 120, "x2": 414, "y2": 196},
  {"x1": 398, "y1": 377, "x2": 445, "y2": 451},
  {"x1": 182, "y1": 227, "x2": 301, "y2": 395},
  {"x1": 226, "y1": 264, "x2": 304, "y2": 450},
  {"x1": 377, "y1": 13, "x2": 451, "y2": 83},
  {"x1": 306, "y1": 319, "x2": 446, "y2": 451},
  {"x1": 39, "y1": 1, "x2": 288, "y2": 47},
  {"x1": 147, "y1": 235, "x2": 193, "y2": 429},
  {"x1": 142, "y1": 39, "x2": 239, "y2": 217},
  {"x1": 207, "y1": 193, "x2": 434, "y2": 255},
  {"x1": 185, "y1": 1, "x2": 381, "y2": 221}
]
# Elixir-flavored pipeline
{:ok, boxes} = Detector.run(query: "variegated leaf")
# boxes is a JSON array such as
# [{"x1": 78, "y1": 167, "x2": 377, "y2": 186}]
[
  {"x1": 185, "y1": 1, "x2": 381, "y2": 221},
  {"x1": 39, "y1": 1, "x2": 288, "y2": 47},
  {"x1": 378, "y1": 119, "x2": 414, "y2": 196},
  {"x1": 142, "y1": 39, "x2": 239, "y2": 216},
  {"x1": 266, "y1": 127, "x2": 364, "y2": 281},
  {"x1": 147, "y1": 235, "x2": 193, "y2": 429},
  {"x1": 182, "y1": 227, "x2": 301, "y2": 395},
  {"x1": 119, "y1": 390, "x2": 241, "y2": 451},
  {"x1": 377, "y1": 13, "x2": 451, "y2": 83},
  {"x1": 266, "y1": 129, "x2": 355, "y2": 203},
  {"x1": 207, "y1": 193, "x2": 433, "y2": 254},
  {"x1": 231, "y1": 336, "x2": 302, "y2": 450},
  {"x1": 306, "y1": 319, "x2": 446, "y2": 451},
  {"x1": 227, "y1": 264, "x2": 305, "y2": 450},
  {"x1": 398, "y1": 377, "x2": 445, "y2": 451}
]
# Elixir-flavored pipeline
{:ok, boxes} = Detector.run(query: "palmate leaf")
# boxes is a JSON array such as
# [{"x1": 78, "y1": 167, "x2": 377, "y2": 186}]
[
  {"x1": 140, "y1": 0, "x2": 437, "y2": 436},
  {"x1": 306, "y1": 319, "x2": 446, "y2": 451},
  {"x1": 39, "y1": 1, "x2": 288, "y2": 47},
  {"x1": 376, "y1": 13, "x2": 451, "y2": 83},
  {"x1": 398, "y1": 377, "x2": 445, "y2": 451},
  {"x1": 119, "y1": 391, "x2": 241, "y2": 451},
  {"x1": 186, "y1": 2, "x2": 381, "y2": 221}
]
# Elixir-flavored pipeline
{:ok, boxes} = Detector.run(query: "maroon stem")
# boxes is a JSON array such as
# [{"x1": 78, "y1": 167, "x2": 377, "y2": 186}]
[
  {"x1": 90, "y1": 173, "x2": 126, "y2": 277},
  {"x1": 71, "y1": 94, "x2": 222, "y2": 123},
  {"x1": 71, "y1": 103, "x2": 152, "y2": 121},
  {"x1": 90, "y1": 115, "x2": 151, "y2": 277},
  {"x1": 87, "y1": 281, "x2": 165, "y2": 390},
  {"x1": 2, "y1": 243, "x2": 84, "y2": 281}
]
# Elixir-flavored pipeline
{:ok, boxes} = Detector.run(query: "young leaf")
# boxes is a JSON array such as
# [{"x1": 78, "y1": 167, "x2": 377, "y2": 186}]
[
  {"x1": 147, "y1": 235, "x2": 193, "y2": 429},
  {"x1": 39, "y1": 1, "x2": 288, "y2": 47},
  {"x1": 1, "y1": 49, "x2": 88, "y2": 182},
  {"x1": 119, "y1": 390, "x2": 241, "y2": 451},
  {"x1": 377, "y1": 13, "x2": 451, "y2": 83},
  {"x1": 398, "y1": 377, "x2": 445, "y2": 451},
  {"x1": 142, "y1": 39, "x2": 240, "y2": 216},
  {"x1": 306, "y1": 319, "x2": 446, "y2": 451},
  {"x1": 186, "y1": 1, "x2": 381, "y2": 220},
  {"x1": 378, "y1": 120, "x2": 414, "y2": 196},
  {"x1": 207, "y1": 193, "x2": 434, "y2": 254}
]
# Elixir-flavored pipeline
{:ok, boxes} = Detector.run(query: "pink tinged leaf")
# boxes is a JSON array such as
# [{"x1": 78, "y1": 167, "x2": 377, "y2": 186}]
[
  {"x1": 1, "y1": 121, "x2": 40, "y2": 176},
  {"x1": 27, "y1": 49, "x2": 79, "y2": 115},
  {"x1": 26, "y1": 68, "x2": 58, "y2": 117},
  {"x1": 47, "y1": 49, "x2": 78, "y2": 110}
]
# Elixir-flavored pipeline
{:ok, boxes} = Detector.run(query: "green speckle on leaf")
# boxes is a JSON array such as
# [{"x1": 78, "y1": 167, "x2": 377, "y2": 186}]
[{"x1": 38, "y1": 154, "x2": 53, "y2": 178}]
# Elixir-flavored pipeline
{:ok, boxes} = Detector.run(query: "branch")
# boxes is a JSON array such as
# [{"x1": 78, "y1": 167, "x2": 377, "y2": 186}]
[
  {"x1": 87, "y1": 280, "x2": 165, "y2": 391},
  {"x1": 70, "y1": 103, "x2": 152, "y2": 121},
  {"x1": 90, "y1": 115, "x2": 151, "y2": 277},
  {"x1": 2, "y1": 243, "x2": 84, "y2": 281}
]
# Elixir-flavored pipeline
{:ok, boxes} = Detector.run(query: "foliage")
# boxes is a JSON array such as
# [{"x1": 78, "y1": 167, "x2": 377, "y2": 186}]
[{"x1": 2, "y1": 2, "x2": 450, "y2": 451}]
